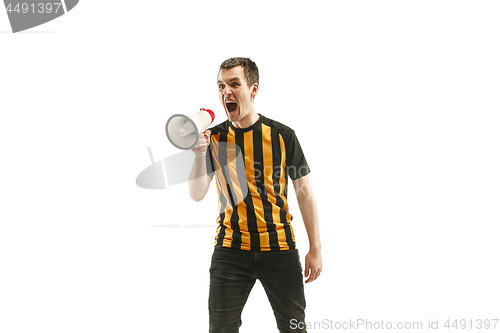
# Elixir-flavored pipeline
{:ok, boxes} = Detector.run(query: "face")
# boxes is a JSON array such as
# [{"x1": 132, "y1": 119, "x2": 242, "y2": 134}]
[{"x1": 217, "y1": 66, "x2": 258, "y2": 124}]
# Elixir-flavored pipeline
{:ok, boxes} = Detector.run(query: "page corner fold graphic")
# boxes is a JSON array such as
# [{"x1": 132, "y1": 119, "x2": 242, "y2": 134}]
[{"x1": 3, "y1": 0, "x2": 79, "y2": 33}]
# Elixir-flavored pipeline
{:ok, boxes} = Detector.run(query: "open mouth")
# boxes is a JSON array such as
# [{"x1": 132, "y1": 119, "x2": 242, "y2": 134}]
[{"x1": 226, "y1": 101, "x2": 237, "y2": 113}]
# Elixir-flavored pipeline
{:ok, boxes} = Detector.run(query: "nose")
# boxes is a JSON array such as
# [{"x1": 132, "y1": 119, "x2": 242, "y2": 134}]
[{"x1": 222, "y1": 85, "x2": 232, "y2": 97}]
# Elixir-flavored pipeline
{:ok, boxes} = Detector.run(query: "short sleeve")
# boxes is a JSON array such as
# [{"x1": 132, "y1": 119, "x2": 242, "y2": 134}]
[
  {"x1": 206, "y1": 144, "x2": 216, "y2": 179},
  {"x1": 285, "y1": 131, "x2": 310, "y2": 180}
]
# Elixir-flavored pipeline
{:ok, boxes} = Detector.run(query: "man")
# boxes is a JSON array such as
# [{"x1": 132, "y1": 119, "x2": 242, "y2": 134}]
[{"x1": 188, "y1": 57, "x2": 322, "y2": 333}]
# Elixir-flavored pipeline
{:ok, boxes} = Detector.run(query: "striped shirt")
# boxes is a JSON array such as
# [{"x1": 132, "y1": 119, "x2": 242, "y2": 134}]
[{"x1": 206, "y1": 115, "x2": 310, "y2": 251}]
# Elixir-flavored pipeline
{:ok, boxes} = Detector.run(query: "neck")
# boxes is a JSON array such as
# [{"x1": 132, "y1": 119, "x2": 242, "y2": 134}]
[{"x1": 232, "y1": 109, "x2": 260, "y2": 129}]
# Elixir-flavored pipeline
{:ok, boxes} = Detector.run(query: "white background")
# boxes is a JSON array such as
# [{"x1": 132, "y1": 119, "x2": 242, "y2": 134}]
[{"x1": 1, "y1": 1, "x2": 499, "y2": 332}]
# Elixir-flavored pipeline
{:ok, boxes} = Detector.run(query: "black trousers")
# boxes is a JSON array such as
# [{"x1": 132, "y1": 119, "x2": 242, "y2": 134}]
[{"x1": 209, "y1": 246, "x2": 307, "y2": 333}]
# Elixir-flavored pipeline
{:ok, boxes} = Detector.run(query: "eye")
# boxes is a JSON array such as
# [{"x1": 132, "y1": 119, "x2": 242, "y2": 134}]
[
  {"x1": 231, "y1": 83, "x2": 239, "y2": 87},
  {"x1": 218, "y1": 84, "x2": 225, "y2": 90}
]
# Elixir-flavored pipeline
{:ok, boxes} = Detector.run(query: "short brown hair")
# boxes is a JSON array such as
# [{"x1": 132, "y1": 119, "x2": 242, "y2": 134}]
[{"x1": 219, "y1": 57, "x2": 259, "y2": 88}]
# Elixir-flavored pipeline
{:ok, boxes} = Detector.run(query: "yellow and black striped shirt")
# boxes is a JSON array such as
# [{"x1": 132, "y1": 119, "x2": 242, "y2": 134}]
[{"x1": 206, "y1": 115, "x2": 310, "y2": 251}]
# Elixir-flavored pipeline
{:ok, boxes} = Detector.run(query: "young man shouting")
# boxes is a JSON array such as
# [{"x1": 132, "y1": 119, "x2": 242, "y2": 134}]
[{"x1": 188, "y1": 57, "x2": 322, "y2": 333}]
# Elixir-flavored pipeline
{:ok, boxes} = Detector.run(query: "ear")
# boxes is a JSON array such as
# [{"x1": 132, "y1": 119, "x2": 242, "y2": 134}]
[{"x1": 250, "y1": 83, "x2": 259, "y2": 101}]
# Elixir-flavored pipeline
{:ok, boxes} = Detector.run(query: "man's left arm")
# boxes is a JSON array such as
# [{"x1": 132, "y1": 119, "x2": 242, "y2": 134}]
[{"x1": 292, "y1": 175, "x2": 322, "y2": 283}]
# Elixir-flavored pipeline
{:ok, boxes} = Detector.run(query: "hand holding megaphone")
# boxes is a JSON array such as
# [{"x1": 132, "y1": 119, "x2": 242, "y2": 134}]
[
  {"x1": 192, "y1": 130, "x2": 211, "y2": 156},
  {"x1": 165, "y1": 108, "x2": 215, "y2": 150}
]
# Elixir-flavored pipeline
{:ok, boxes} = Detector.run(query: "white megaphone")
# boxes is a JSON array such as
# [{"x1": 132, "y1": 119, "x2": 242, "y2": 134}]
[{"x1": 165, "y1": 108, "x2": 215, "y2": 150}]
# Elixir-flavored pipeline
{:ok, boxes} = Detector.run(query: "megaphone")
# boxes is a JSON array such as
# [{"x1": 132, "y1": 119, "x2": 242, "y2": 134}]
[{"x1": 165, "y1": 108, "x2": 215, "y2": 150}]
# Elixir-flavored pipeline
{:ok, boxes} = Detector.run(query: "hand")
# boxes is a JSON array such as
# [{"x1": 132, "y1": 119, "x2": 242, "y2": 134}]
[
  {"x1": 191, "y1": 130, "x2": 211, "y2": 156},
  {"x1": 304, "y1": 249, "x2": 322, "y2": 283}
]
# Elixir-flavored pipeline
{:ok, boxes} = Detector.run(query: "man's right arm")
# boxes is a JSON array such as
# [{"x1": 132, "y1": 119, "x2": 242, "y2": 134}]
[{"x1": 188, "y1": 130, "x2": 212, "y2": 202}]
